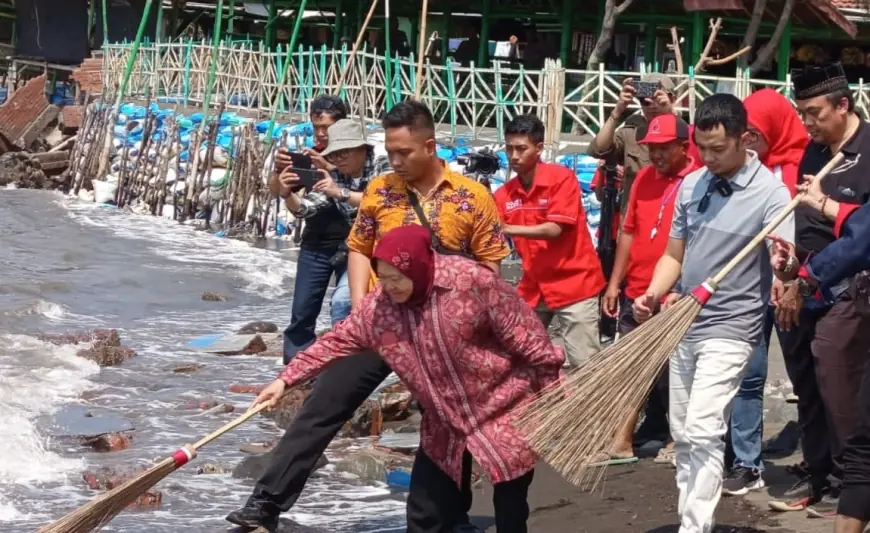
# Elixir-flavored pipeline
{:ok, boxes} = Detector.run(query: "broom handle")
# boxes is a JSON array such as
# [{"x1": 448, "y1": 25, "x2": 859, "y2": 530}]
[
  {"x1": 709, "y1": 152, "x2": 844, "y2": 287},
  {"x1": 190, "y1": 400, "x2": 273, "y2": 451}
]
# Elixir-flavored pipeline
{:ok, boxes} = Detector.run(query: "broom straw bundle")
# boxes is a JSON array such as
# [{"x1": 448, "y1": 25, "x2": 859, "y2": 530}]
[
  {"x1": 516, "y1": 152, "x2": 845, "y2": 487},
  {"x1": 37, "y1": 401, "x2": 273, "y2": 533}
]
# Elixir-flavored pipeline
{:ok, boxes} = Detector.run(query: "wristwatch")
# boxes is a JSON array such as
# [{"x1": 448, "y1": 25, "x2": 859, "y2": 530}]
[
  {"x1": 795, "y1": 277, "x2": 815, "y2": 298},
  {"x1": 339, "y1": 187, "x2": 351, "y2": 201}
]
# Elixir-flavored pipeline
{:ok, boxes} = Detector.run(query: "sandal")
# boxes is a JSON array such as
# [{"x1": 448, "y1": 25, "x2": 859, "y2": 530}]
[
  {"x1": 654, "y1": 446, "x2": 675, "y2": 465},
  {"x1": 586, "y1": 451, "x2": 640, "y2": 467}
]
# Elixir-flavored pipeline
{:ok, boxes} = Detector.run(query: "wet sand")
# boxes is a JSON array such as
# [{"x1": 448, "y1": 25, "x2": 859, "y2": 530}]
[{"x1": 469, "y1": 460, "x2": 785, "y2": 533}]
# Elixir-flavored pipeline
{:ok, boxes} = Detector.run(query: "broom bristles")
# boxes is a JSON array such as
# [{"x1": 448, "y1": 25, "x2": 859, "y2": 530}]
[
  {"x1": 515, "y1": 295, "x2": 703, "y2": 488},
  {"x1": 37, "y1": 457, "x2": 178, "y2": 533}
]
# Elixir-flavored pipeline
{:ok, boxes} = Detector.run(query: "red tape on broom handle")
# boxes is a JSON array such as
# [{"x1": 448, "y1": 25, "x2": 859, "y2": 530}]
[{"x1": 707, "y1": 152, "x2": 844, "y2": 288}]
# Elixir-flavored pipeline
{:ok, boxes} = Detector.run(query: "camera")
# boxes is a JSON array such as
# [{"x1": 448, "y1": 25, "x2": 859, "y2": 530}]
[{"x1": 457, "y1": 148, "x2": 501, "y2": 176}]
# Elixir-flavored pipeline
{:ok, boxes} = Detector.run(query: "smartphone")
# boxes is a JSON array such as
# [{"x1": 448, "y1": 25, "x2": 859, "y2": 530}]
[
  {"x1": 288, "y1": 152, "x2": 322, "y2": 190},
  {"x1": 631, "y1": 80, "x2": 660, "y2": 100}
]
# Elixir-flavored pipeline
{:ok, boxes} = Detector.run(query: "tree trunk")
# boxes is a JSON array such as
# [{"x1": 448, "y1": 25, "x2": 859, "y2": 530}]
[
  {"x1": 585, "y1": 0, "x2": 635, "y2": 71},
  {"x1": 750, "y1": 0, "x2": 795, "y2": 75},
  {"x1": 737, "y1": 0, "x2": 767, "y2": 70}
]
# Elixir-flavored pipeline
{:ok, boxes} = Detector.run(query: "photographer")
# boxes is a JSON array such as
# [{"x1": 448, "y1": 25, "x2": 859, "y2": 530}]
[{"x1": 273, "y1": 114, "x2": 389, "y2": 364}]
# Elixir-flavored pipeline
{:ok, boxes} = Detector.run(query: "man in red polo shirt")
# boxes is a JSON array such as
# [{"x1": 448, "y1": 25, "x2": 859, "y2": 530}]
[
  {"x1": 592, "y1": 113, "x2": 699, "y2": 465},
  {"x1": 495, "y1": 114, "x2": 605, "y2": 367}
]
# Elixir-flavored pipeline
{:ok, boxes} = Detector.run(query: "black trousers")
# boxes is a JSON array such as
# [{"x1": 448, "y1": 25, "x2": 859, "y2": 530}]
[
  {"x1": 250, "y1": 351, "x2": 474, "y2": 521},
  {"x1": 252, "y1": 351, "x2": 392, "y2": 510},
  {"x1": 778, "y1": 294, "x2": 870, "y2": 492},
  {"x1": 407, "y1": 449, "x2": 534, "y2": 533},
  {"x1": 840, "y1": 355, "x2": 870, "y2": 521}
]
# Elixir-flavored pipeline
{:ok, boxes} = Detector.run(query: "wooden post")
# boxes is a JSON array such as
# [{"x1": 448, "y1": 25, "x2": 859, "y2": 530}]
[
  {"x1": 441, "y1": 9, "x2": 451, "y2": 63},
  {"x1": 101, "y1": 0, "x2": 109, "y2": 43},
  {"x1": 384, "y1": 0, "x2": 394, "y2": 109},
  {"x1": 169, "y1": 0, "x2": 181, "y2": 39},
  {"x1": 333, "y1": 0, "x2": 345, "y2": 49},
  {"x1": 559, "y1": 0, "x2": 573, "y2": 66},
  {"x1": 201, "y1": 0, "x2": 226, "y2": 114},
  {"x1": 477, "y1": 0, "x2": 490, "y2": 68},
  {"x1": 156, "y1": 0, "x2": 164, "y2": 41},
  {"x1": 228, "y1": 0, "x2": 237, "y2": 36},
  {"x1": 777, "y1": 20, "x2": 791, "y2": 82},
  {"x1": 87, "y1": 0, "x2": 95, "y2": 47},
  {"x1": 414, "y1": 0, "x2": 429, "y2": 99},
  {"x1": 644, "y1": 23, "x2": 655, "y2": 65},
  {"x1": 266, "y1": 0, "x2": 277, "y2": 50},
  {"x1": 691, "y1": 11, "x2": 702, "y2": 67}
]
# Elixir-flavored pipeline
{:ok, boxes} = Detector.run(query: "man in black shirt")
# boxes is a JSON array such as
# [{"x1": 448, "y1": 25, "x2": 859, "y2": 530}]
[{"x1": 771, "y1": 63, "x2": 870, "y2": 518}]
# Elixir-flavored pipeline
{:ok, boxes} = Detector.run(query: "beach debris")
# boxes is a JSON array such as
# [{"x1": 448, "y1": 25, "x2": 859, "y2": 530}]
[
  {"x1": 201, "y1": 291, "x2": 229, "y2": 302},
  {"x1": 0, "y1": 75, "x2": 59, "y2": 154},
  {"x1": 39, "y1": 329, "x2": 121, "y2": 347},
  {"x1": 378, "y1": 382, "x2": 414, "y2": 422},
  {"x1": 178, "y1": 399, "x2": 221, "y2": 411},
  {"x1": 83, "y1": 432, "x2": 133, "y2": 453},
  {"x1": 239, "y1": 442, "x2": 276, "y2": 454},
  {"x1": 237, "y1": 321, "x2": 279, "y2": 334},
  {"x1": 76, "y1": 346, "x2": 137, "y2": 367},
  {"x1": 171, "y1": 364, "x2": 201, "y2": 374},
  {"x1": 196, "y1": 462, "x2": 232, "y2": 475},
  {"x1": 229, "y1": 384, "x2": 266, "y2": 395},
  {"x1": 42, "y1": 405, "x2": 135, "y2": 441},
  {"x1": 0, "y1": 152, "x2": 47, "y2": 189},
  {"x1": 186, "y1": 332, "x2": 271, "y2": 355}
]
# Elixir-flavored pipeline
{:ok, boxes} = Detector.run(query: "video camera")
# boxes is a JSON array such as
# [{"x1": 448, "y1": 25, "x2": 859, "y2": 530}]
[{"x1": 457, "y1": 148, "x2": 501, "y2": 177}]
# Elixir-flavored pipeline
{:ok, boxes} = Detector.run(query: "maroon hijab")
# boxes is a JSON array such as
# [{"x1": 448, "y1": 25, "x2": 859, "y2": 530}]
[{"x1": 371, "y1": 225, "x2": 436, "y2": 308}]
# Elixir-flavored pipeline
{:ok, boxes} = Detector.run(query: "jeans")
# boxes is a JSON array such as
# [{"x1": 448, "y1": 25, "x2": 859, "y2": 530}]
[
  {"x1": 671, "y1": 338, "x2": 752, "y2": 533},
  {"x1": 728, "y1": 307, "x2": 774, "y2": 472},
  {"x1": 283, "y1": 246, "x2": 346, "y2": 363},
  {"x1": 330, "y1": 270, "x2": 351, "y2": 326}
]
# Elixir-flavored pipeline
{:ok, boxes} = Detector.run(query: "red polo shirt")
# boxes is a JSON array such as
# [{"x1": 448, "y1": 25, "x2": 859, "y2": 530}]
[
  {"x1": 495, "y1": 162, "x2": 605, "y2": 309},
  {"x1": 622, "y1": 158, "x2": 700, "y2": 300}
]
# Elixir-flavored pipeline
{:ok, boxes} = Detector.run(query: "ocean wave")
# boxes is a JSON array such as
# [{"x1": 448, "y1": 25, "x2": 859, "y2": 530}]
[
  {"x1": 0, "y1": 335, "x2": 99, "y2": 487},
  {"x1": 2, "y1": 300, "x2": 66, "y2": 319},
  {"x1": 62, "y1": 200, "x2": 294, "y2": 300}
]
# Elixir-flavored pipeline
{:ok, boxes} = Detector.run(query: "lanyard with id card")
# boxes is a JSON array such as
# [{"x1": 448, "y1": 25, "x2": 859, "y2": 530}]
[{"x1": 650, "y1": 178, "x2": 684, "y2": 241}]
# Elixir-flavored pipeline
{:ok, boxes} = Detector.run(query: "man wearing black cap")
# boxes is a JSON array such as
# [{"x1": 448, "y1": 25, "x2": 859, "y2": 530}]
[{"x1": 768, "y1": 62, "x2": 870, "y2": 518}]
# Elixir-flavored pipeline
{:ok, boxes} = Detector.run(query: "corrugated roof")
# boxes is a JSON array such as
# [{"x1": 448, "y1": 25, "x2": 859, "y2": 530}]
[{"x1": 684, "y1": 0, "x2": 857, "y2": 38}]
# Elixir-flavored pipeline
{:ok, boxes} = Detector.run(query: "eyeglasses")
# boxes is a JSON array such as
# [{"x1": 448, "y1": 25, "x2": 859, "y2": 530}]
[
  {"x1": 698, "y1": 176, "x2": 733, "y2": 214},
  {"x1": 327, "y1": 149, "x2": 353, "y2": 162}
]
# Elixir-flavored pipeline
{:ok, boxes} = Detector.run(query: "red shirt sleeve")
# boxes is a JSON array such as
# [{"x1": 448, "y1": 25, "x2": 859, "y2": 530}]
[
  {"x1": 591, "y1": 167, "x2": 603, "y2": 190},
  {"x1": 834, "y1": 203, "x2": 861, "y2": 238},
  {"x1": 621, "y1": 169, "x2": 645, "y2": 235},
  {"x1": 546, "y1": 169, "x2": 581, "y2": 226}
]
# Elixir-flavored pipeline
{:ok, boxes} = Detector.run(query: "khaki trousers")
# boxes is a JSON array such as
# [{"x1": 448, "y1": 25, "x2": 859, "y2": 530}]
[{"x1": 536, "y1": 297, "x2": 601, "y2": 367}]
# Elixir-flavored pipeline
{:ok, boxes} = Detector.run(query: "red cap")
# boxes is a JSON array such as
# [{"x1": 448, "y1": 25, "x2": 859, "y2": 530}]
[{"x1": 639, "y1": 114, "x2": 690, "y2": 145}]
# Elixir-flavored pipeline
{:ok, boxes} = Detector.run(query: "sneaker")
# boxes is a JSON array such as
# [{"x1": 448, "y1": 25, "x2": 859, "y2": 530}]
[
  {"x1": 768, "y1": 475, "x2": 817, "y2": 512},
  {"x1": 723, "y1": 466, "x2": 765, "y2": 496},
  {"x1": 806, "y1": 494, "x2": 839, "y2": 519},
  {"x1": 225, "y1": 499, "x2": 280, "y2": 531}
]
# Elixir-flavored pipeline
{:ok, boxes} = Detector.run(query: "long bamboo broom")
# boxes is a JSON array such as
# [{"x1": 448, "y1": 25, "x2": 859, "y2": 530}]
[
  {"x1": 515, "y1": 152, "x2": 845, "y2": 487},
  {"x1": 36, "y1": 401, "x2": 273, "y2": 533}
]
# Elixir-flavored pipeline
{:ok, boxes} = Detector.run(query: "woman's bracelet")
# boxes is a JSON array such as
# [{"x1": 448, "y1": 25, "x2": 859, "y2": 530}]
[{"x1": 820, "y1": 195, "x2": 829, "y2": 215}]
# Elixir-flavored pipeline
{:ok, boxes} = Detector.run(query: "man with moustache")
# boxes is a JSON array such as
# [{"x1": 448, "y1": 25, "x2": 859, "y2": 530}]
[{"x1": 768, "y1": 63, "x2": 870, "y2": 518}]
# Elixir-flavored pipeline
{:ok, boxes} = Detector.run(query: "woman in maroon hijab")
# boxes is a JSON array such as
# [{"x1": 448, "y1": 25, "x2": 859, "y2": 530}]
[{"x1": 253, "y1": 225, "x2": 564, "y2": 533}]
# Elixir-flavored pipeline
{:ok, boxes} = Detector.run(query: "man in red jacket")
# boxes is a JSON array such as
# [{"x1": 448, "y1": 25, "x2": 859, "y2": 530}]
[{"x1": 495, "y1": 114, "x2": 605, "y2": 367}]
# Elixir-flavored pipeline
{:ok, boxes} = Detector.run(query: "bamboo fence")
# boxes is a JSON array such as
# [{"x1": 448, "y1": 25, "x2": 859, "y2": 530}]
[{"x1": 101, "y1": 40, "x2": 870, "y2": 145}]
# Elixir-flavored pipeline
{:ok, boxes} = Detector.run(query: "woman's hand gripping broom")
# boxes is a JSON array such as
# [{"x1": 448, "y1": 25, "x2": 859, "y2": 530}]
[{"x1": 514, "y1": 152, "x2": 845, "y2": 488}]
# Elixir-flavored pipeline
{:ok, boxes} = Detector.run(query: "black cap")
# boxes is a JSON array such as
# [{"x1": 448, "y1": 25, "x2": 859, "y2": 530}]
[{"x1": 792, "y1": 63, "x2": 849, "y2": 100}]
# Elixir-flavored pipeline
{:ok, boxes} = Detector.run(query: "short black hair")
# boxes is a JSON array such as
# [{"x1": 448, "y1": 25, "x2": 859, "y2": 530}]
[
  {"x1": 826, "y1": 88, "x2": 856, "y2": 112},
  {"x1": 309, "y1": 95, "x2": 348, "y2": 120},
  {"x1": 694, "y1": 93, "x2": 747, "y2": 138},
  {"x1": 504, "y1": 114, "x2": 545, "y2": 144},
  {"x1": 381, "y1": 100, "x2": 436, "y2": 137}
]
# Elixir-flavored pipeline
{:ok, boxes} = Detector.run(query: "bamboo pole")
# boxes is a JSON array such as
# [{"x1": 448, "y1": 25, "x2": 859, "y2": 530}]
[
  {"x1": 264, "y1": 0, "x2": 310, "y2": 141},
  {"x1": 336, "y1": 0, "x2": 379, "y2": 92},
  {"x1": 384, "y1": 0, "x2": 393, "y2": 109},
  {"x1": 413, "y1": 0, "x2": 429, "y2": 99},
  {"x1": 101, "y1": 0, "x2": 109, "y2": 44}
]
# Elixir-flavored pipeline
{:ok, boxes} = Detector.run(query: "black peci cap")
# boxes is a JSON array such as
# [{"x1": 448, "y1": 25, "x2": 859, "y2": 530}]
[{"x1": 792, "y1": 62, "x2": 850, "y2": 100}]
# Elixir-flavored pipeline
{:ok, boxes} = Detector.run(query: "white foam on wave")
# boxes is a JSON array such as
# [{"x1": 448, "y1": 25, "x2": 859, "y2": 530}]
[
  {"x1": 62, "y1": 200, "x2": 295, "y2": 300},
  {"x1": 0, "y1": 335, "x2": 99, "y2": 488},
  {"x1": 2, "y1": 300, "x2": 67, "y2": 319}
]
